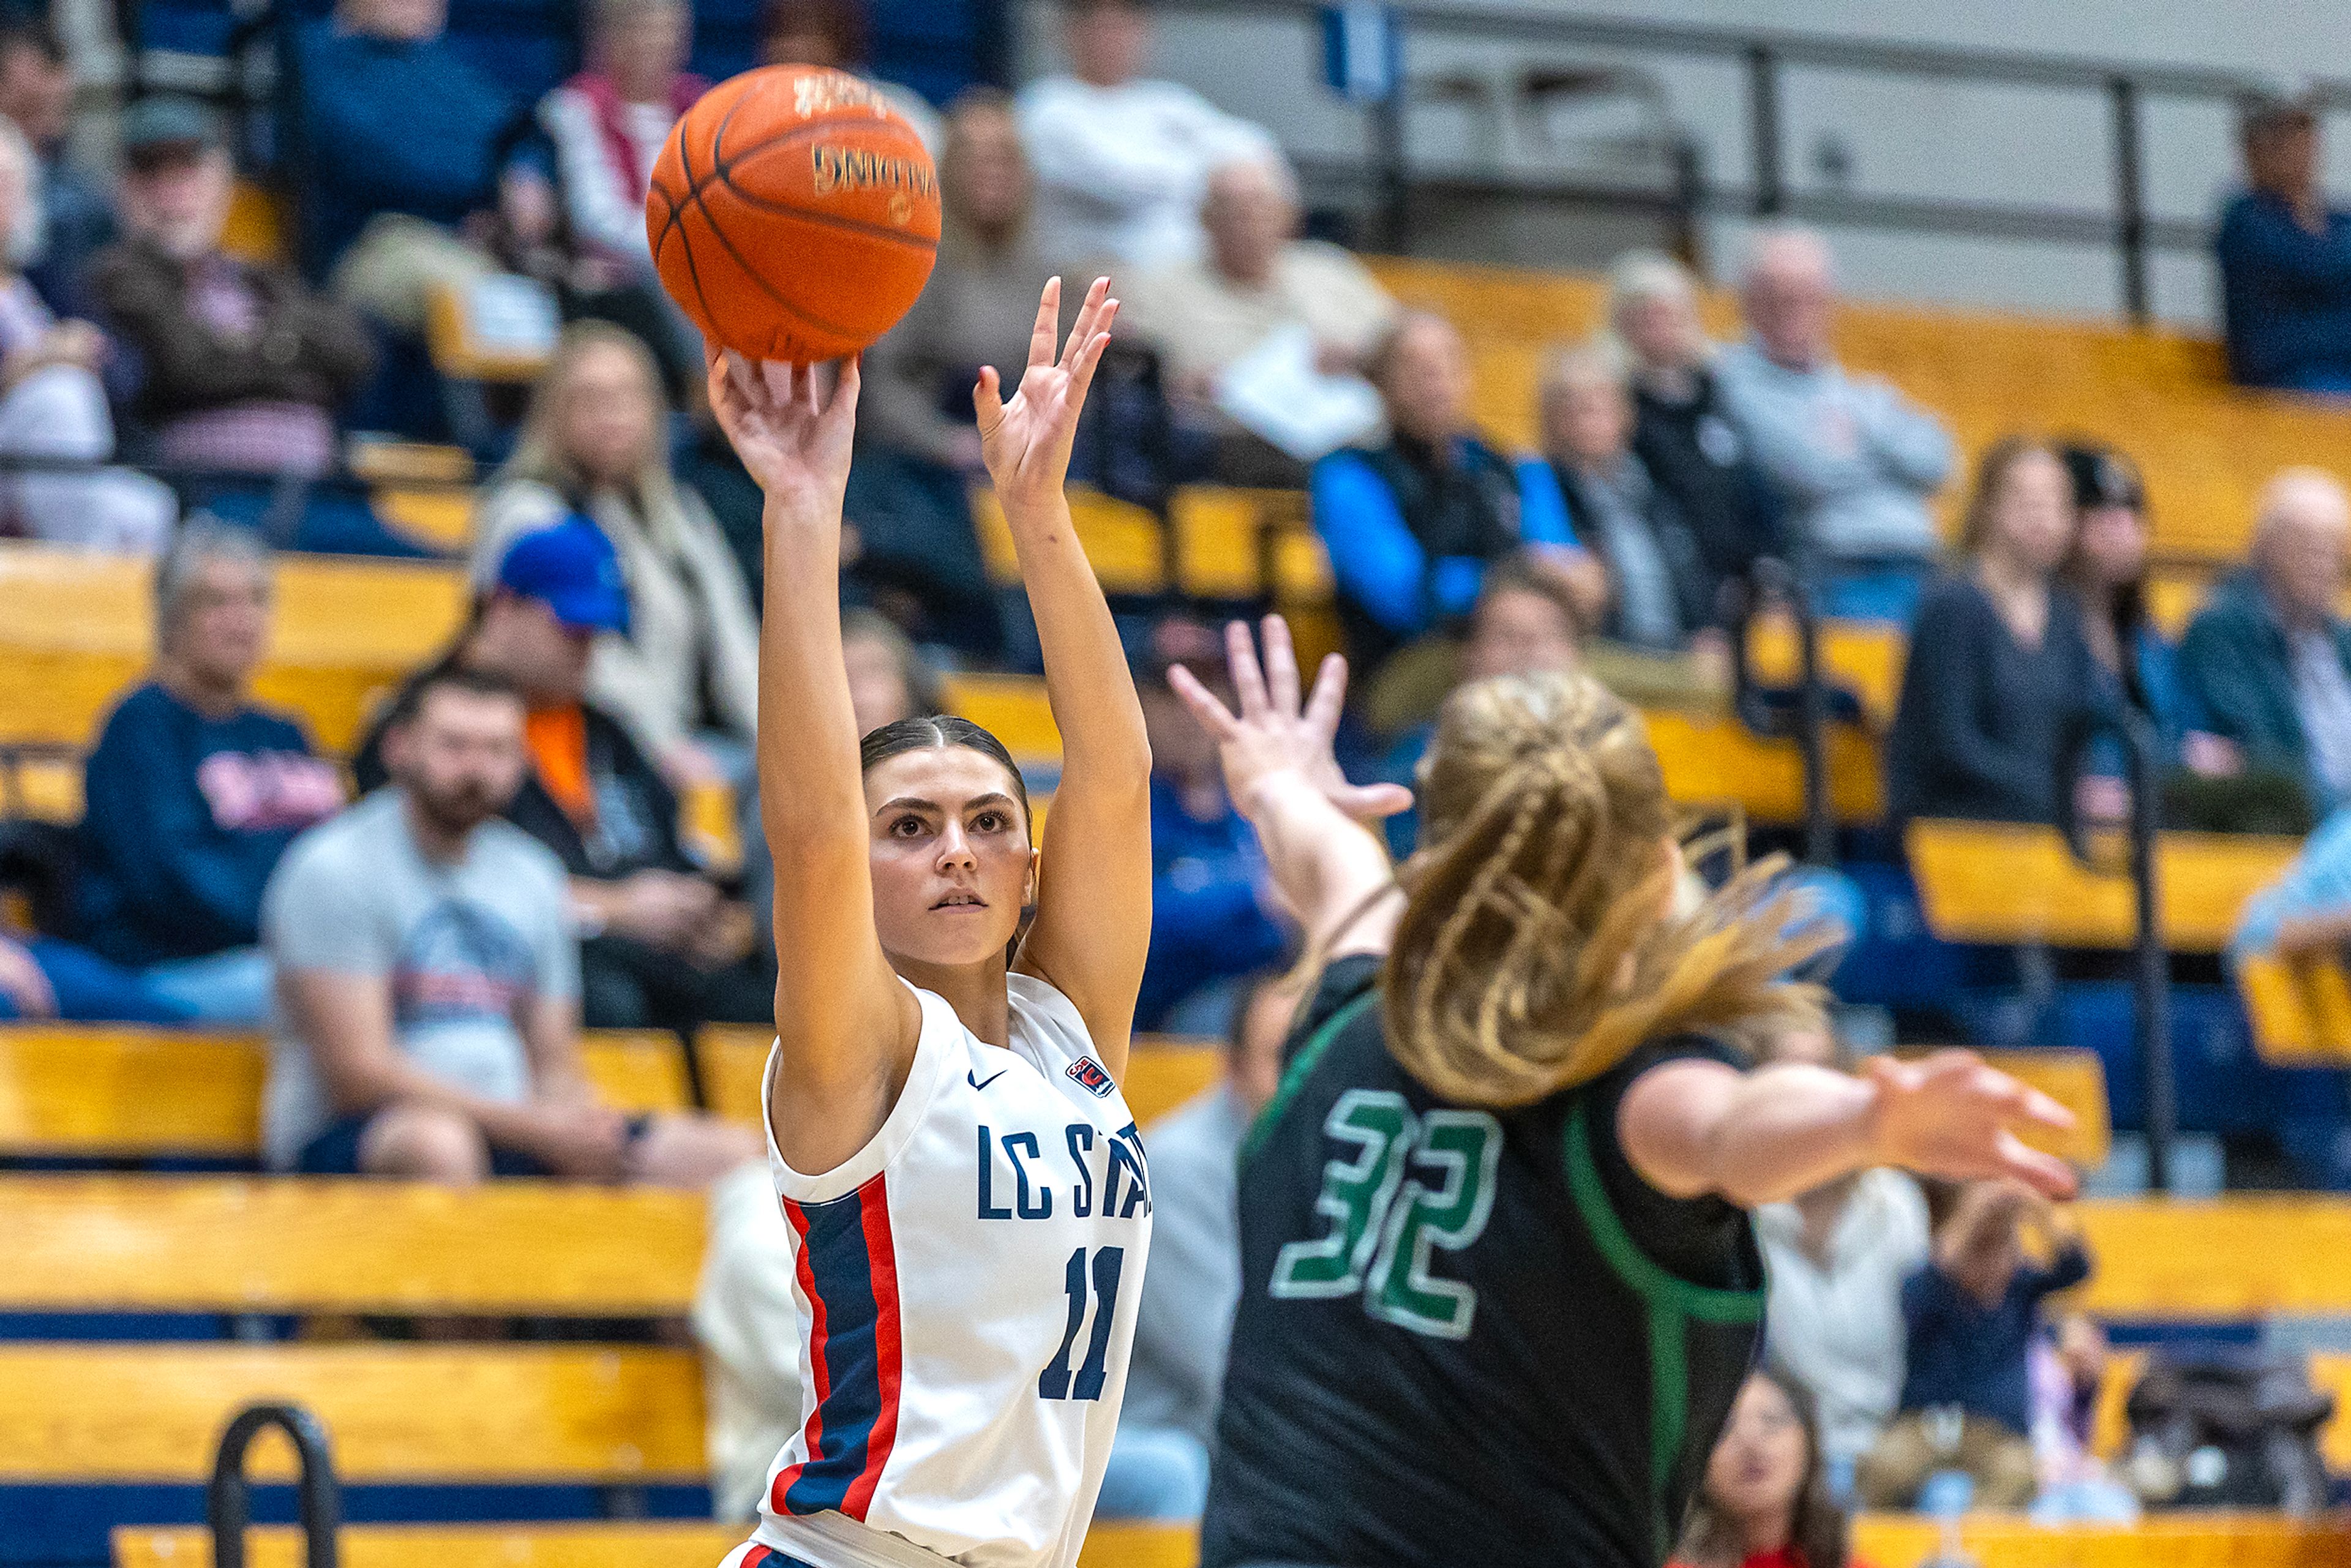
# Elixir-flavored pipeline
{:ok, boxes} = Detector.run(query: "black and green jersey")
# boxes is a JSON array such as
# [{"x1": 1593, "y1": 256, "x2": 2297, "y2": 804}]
[{"x1": 1200, "y1": 956, "x2": 1766, "y2": 1568}]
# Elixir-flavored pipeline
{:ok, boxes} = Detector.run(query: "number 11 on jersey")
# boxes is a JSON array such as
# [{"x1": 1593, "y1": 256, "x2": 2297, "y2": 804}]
[{"x1": 1040, "y1": 1245, "x2": 1126, "y2": 1400}]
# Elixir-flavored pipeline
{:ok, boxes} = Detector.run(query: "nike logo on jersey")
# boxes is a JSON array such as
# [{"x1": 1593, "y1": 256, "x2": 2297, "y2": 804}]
[{"x1": 969, "y1": 1068, "x2": 1008, "y2": 1091}]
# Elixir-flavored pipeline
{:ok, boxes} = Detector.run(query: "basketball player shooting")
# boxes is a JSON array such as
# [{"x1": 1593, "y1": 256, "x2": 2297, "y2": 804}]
[{"x1": 701, "y1": 275, "x2": 1157, "y2": 1568}]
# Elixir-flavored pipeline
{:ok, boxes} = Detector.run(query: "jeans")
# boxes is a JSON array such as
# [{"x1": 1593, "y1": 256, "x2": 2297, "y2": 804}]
[
  {"x1": 1096, "y1": 1424, "x2": 1211, "y2": 1520},
  {"x1": 141, "y1": 946, "x2": 275, "y2": 1026},
  {"x1": 1815, "y1": 565, "x2": 1929, "y2": 625}
]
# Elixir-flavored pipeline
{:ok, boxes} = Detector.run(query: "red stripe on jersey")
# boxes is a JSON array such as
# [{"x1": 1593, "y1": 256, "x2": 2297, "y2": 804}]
[
  {"x1": 840, "y1": 1174, "x2": 904, "y2": 1520},
  {"x1": 769, "y1": 1196, "x2": 830, "y2": 1515}
]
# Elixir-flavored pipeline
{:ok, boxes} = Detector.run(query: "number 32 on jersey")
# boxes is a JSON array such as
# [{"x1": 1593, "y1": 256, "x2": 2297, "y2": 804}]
[{"x1": 1270, "y1": 1089, "x2": 1501, "y2": 1340}]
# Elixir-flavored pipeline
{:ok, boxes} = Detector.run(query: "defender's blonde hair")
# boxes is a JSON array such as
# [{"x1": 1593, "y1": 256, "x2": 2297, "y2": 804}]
[{"x1": 1382, "y1": 670, "x2": 1836, "y2": 1107}]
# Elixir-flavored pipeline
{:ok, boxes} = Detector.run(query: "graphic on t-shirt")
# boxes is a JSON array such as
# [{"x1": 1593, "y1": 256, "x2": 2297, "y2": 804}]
[
  {"x1": 196, "y1": 749, "x2": 343, "y2": 832},
  {"x1": 391, "y1": 898, "x2": 539, "y2": 1026}
]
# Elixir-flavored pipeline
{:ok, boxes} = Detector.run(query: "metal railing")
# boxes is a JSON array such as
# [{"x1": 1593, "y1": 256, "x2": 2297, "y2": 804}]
[
  {"x1": 1159, "y1": 0, "x2": 2351, "y2": 321},
  {"x1": 209, "y1": 1402, "x2": 342, "y2": 1568}
]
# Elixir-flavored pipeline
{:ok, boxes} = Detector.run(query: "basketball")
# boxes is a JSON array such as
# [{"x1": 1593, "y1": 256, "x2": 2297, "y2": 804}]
[{"x1": 646, "y1": 65, "x2": 940, "y2": 364}]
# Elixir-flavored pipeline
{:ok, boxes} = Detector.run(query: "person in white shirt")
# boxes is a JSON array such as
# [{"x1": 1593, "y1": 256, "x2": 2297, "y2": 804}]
[
  {"x1": 1748, "y1": 1033, "x2": 1932, "y2": 1499},
  {"x1": 1017, "y1": 0, "x2": 1276, "y2": 271},
  {"x1": 539, "y1": 0, "x2": 706, "y2": 271}
]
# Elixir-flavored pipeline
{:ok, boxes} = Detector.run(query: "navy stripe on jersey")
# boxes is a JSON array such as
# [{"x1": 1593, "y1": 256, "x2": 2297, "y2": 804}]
[{"x1": 773, "y1": 1176, "x2": 904, "y2": 1520}]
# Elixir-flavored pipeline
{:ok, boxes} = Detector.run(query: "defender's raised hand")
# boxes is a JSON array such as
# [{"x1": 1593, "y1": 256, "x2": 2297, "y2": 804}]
[
  {"x1": 1866, "y1": 1049, "x2": 2080, "y2": 1199},
  {"x1": 975, "y1": 276, "x2": 1116, "y2": 511}
]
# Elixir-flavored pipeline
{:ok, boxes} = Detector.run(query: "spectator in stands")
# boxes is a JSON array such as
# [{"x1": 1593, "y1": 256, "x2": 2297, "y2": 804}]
[
  {"x1": 1754, "y1": 1035, "x2": 1933, "y2": 1500},
  {"x1": 1122, "y1": 152, "x2": 1397, "y2": 485},
  {"x1": 1607, "y1": 249, "x2": 1778, "y2": 604},
  {"x1": 1885, "y1": 439, "x2": 2103, "y2": 825},
  {"x1": 93, "y1": 99, "x2": 377, "y2": 481},
  {"x1": 539, "y1": 0, "x2": 708, "y2": 279},
  {"x1": 0, "y1": 926, "x2": 192, "y2": 1024},
  {"x1": 2215, "y1": 91, "x2": 2351, "y2": 394},
  {"x1": 261, "y1": 663, "x2": 759, "y2": 1182},
  {"x1": 1109, "y1": 970, "x2": 1296, "y2": 1518},
  {"x1": 1018, "y1": 0, "x2": 1276, "y2": 270},
  {"x1": 474, "y1": 323, "x2": 760, "y2": 786},
  {"x1": 1717, "y1": 225, "x2": 1952, "y2": 620},
  {"x1": 855, "y1": 89, "x2": 1071, "y2": 657},
  {"x1": 1857, "y1": 1180, "x2": 2091, "y2": 1511},
  {"x1": 2233, "y1": 799, "x2": 2351, "y2": 963},
  {"x1": 1139, "y1": 633, "x2": 1288, "y2": 1032},
  {"x1": 358, "y1": 519, "x2": 768, "y2": 1033},
  {"x1": 1671, "y1": 1368, "x2": 1875, "y2": 1568},
  {"x1": 2061, "y1": 446, "x2": 2194, "y2": 755},
  {"x1": 762, "y1": 0, "x2": 941, "y2": 149},
  {"x1": 77, "y1": 523, "x2": 344, "y2": 1023},
  {"x1": 843, "y1": 607, "x2": 940, "y2": 733},
  {"x1": 1313, "y1": 309, "x2": 1598, "y2": 677},
  {"x1": 1376, "y1": 555, "x2": 1583, "y2": 857},
  {"x1": 0, "y1": 118, "x2": 174, "y2": 552},
  {"x1": 0, "y1": 13, "x2": 111, "y2": 315},
  {"x1": 1538, "y1": 345, "x2": 1718, "y2": 659},
  {"x1": 2180, "y1": 468, "x2": 2351, "y2": 814}
]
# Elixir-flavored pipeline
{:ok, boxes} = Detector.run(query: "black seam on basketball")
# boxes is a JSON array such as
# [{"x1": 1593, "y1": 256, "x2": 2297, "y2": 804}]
[
  {"x1": 669, "y1": 122, "x2": 721, "y2": 335},
  {"x1": 667, "y1": 114, "x2": 936, "y2": 253}
]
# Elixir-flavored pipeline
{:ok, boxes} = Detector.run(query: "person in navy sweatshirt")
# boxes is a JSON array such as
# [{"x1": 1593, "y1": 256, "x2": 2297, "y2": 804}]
[
  {"x1": 2216, "y1": 90, "x2": 2351, "y2": 394},
  {"x1": 77, "y1": 522, "x2": 344, "y2": 1022}
]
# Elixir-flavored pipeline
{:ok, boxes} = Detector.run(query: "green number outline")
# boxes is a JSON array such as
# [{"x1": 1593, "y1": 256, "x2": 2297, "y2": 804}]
[
  {"x1": 1365, "y1": 1109, "x2": 1502, "y2": 1339},
  {"x1": 1269, "y1": 1089, "x2": 1415, "y2": 1299}
]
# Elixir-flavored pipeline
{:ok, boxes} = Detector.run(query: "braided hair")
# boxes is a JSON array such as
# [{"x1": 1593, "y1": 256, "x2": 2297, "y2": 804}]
[{"x1": 1382, "y1": 670, "x2": 1837, "y2": 1108}]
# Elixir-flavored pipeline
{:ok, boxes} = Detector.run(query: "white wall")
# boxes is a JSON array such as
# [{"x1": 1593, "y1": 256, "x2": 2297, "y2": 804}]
[{"x1": 1014, "y1": 0, "x2": 2351, "y2": 324}]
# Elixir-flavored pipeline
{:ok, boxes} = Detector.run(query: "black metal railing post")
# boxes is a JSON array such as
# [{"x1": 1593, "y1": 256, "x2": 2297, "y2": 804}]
[
  {"x1": 1728, "y1": 558, "x2": 1835, "y2": 867},
  {"x1": 2055, "y1": 708, "x2": 2174, "y2": 1190},
  {"x1": 2107, "y1": 75, "x2": 2151, "y2": 324},
  {"x1": 1746, "y1": 44, "x2": 1785, "y2": 217},
  {"x1": 209, "y1": 1402, "x2": 341, "y2": 1568}
]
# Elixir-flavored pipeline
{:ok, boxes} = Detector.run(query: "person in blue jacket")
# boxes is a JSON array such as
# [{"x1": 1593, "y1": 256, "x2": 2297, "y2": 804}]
[
  {"x1": 1135, "y1": 639, "x2": 1289, "y2": 1033},
  {"x1": 77, "y1": 522, "x2": 345, "y2": 1023},
  {"x1": 2215, "y1": 91, "x2": 2351, "y2": 394},
  {"x1": 1311, "y1": 309, "x2": 1602, "y2": 675}
]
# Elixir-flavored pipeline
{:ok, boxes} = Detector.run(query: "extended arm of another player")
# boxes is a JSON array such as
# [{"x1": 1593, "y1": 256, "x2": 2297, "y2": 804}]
[
  {"x1": 710, "y1": 353, "x2": 920, "y2": 1169},
  {"x1": 1618, "y1": 1049, "x2": 2080, "y2": 1209},
  {"x1": 1171, "y1": 617, "x2": 1413, "y2": 963},
  {"x1": 983, "y1": 279, "x2": 1154, "y2": 1076}
]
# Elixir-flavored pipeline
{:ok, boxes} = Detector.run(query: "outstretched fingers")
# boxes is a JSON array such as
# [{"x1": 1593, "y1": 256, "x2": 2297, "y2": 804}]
[
  {"x1": 1062, "y1": 277, "x2": 1113, "y2": 370},
  {"x1": 1167, "y1": 662, "x2": 1240, "y2": 739},
  {"x1": 1260, "y1": 615, "x2": 1302, "y2": 718},
  {"x1": 972, "y1": 363, "x2": 1005, "y2": 437},
  {"x1": 1992, "y1": 1132, "x2": 2080, "y2": 1199},
  {"x1": 1224, "y1": 617, "x2": 1272, "y2": 719},
  {"x1": 1303, "y1": 650, "x2": 1350, "y2": 741},
  {"x1": 1027, "y1": 276, "x2": 1064, "y2": 372},
  {"x1": 819, "y1": 353, "x2": 862, "y2": 435}
]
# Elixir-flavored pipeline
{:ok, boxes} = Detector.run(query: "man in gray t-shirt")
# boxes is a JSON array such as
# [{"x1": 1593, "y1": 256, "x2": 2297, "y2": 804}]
[{"x1": 261, "y1": 663, "x2": 756, "y2": 1184}]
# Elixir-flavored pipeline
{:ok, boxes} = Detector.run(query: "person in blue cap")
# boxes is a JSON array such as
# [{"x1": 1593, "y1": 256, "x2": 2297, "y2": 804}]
[{"x1": 356, "y1": 515, "x2": 771, "y2": 1033}]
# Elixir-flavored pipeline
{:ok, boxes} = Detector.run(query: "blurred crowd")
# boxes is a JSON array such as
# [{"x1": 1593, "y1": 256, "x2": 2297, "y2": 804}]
[{"x1": 7, "y1": 0, "x2": 2351, "y2": 1542}]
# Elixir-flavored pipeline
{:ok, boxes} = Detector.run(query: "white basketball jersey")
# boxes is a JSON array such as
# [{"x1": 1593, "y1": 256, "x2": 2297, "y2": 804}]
[{"x1": 746, "y1": 975, "x2": 1153, "y2": 1568}]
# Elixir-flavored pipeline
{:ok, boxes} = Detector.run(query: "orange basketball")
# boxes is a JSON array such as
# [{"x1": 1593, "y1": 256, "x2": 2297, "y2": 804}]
[{"x1": 647, "y1": 65, "x2": 940, "y2": 363}]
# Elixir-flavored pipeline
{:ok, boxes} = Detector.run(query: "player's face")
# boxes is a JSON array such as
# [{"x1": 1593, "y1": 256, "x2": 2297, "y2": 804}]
[
  {"x1": 1703, "y1": 1375, "x2": 1810, "y2": 1529},
  {"x1": 864, "y1": 746, "x2": 1034, "y2": 971},
  {"x1": 394, "y1": 687, "x2": 530, "y2": 836}
]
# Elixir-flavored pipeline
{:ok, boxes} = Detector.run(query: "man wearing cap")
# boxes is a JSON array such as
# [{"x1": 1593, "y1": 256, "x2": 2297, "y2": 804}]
[
  {"x1": 90, "y1": 96, "x2": 376, "y2": 478},
  {"x1": 354, "y1": 517, "x2": 770, "y2": 1035},
  {"x1": 2218, "y1": 90, "x2": 2351, "y2": 393}
]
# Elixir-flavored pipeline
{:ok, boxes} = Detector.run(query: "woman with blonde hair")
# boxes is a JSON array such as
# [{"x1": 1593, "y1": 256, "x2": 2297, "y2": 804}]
[
  {"x1": 474, "y1": 320, "x2": 762, "y2": 784},
  {"x1": 1171, "y1": 617, "x2": 2077, "y2": 1568}
]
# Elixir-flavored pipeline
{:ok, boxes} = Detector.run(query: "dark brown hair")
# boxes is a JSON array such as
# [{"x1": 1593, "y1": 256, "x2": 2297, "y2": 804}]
[
  {"x1": 384, "y1": 664, "x2": 523, "y2": 730},
  {"x1": 860, "y1": 715, "x2": 1032, "y2": 834},
  {"x1": 1674, "y1": 1366, "x2": 1850, "y2": 1568},
  {"x1": 760, "y1": 0, "x2": 867, "y2": 65}
]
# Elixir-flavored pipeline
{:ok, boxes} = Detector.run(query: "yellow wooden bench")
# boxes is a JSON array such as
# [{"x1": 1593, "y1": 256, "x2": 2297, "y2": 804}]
[
  {"x1": 0, "y1": 1343, "x2": 704, "y2": 1483},
  {"x1": 2238, "y1": 953, "x2": 2351, "y2": 1066},
  {"x1": 5, "y1": 1177, "x2": 704, "y2": 1315},
  {"x1": 0, "y1": 1025, "x2": 1223, "y2": 1158},
  {"x1": 972, "y1": 484, "x2": 1168, "y2": 595},
  {"x1": 1646, "y1": 708, "x2": 1885, "y2": 823},
  {"x1": 2075, "y1": 1198, "x2": 2351, "y2": 1319},
  {"x1": 1972, "y1": 1049, "x2": 2111, "y2": 1168},
  {"x1": 114, "y1": 1523, "x2": 1196, "y2": 1568},
  {"x1": 1905, "y1": 821, "x2": 2295, "y2": 953},
  {"x1": 0, "y1": 546, "x2": 468, "y2": 754},
  {"x1": 108, "y1": 1514, "x2": 2351, "y2": 1568}
]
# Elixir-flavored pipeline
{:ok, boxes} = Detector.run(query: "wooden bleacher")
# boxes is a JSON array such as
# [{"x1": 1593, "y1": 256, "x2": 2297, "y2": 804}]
[
  {"x1": 0, "y1": 1342, "x2": 704, "y2": 1483},
  {"x1": 1363, "y1": 255, "x2": 2351, "y2": 567},
  {"x1": 1905, "y1": 820, "x2": 2297, "y2": 952},
  {"x1": 113, "y1": 1523, "x2": 1199, "y2": 1568},
  {"x1": 1974, "y1": 1049, "x2": 2112, "y2": 1168},
  {"x1": 2238, "y1": 953, "x2": 2351, "y2": 1065},
  {"x1": 0, "y1": 1025, "x2": 1223, "y2": 1162},
  {"x1": 106, "y1": 1515, "x2": 2351, "y2": 1568}
]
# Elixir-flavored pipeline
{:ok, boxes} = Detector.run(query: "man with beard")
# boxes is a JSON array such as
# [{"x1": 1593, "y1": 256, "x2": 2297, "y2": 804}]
[{"x1": 258, "y1": 664, "x2": 754, "y2": 1184}]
